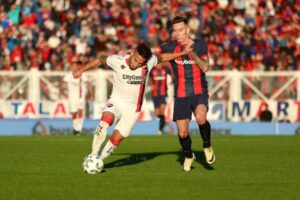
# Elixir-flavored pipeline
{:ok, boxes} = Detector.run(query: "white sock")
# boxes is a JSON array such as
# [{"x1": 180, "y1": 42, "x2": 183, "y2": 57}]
[
  {"x1": 100, "y1": 140, "x2": 117, "y2": 160},
  {"x1": 91, "y1": 121, "x2": 109, "y2": 155},
  {"x1": 78, "y1": 117, "x2": 84, "y2": 132},
  {"x1": 76, "y1": 118, "x2": 81, "y2": 132},
  {"x1": 72, "y1": 119, "x2": 78, "y2": 131}
]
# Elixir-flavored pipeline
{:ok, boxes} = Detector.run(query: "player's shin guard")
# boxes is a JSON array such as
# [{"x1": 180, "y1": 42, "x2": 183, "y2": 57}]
[
  {"x1": 100, "y1": 136, "x2": 122, "y2": 160},
  {"x1": 91, "y1": 121, "x2": 109, "y2": 155},
  {"x1": 159, "y1": 115, "x2": 165, "y2": 131},
  {"x1": 178, "y1": 135, "x2": 193, "y2": 158},
  {"x1": 199, "y1": 121, "x2": 211, "y2": 148}
]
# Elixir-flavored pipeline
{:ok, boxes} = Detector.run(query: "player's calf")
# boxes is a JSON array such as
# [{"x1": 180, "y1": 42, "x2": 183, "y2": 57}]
[
  {"x1": 100, "y1": 133, "x2": 124, "y2": 160},
  {"x1": 91, "y1": 121, "x2": 109, "y2": 155}
]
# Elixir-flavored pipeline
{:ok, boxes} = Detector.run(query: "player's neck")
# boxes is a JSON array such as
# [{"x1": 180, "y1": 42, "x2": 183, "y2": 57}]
[
  {"x1": 182, "y1": 38, "x2": 190, "y2": 44},
  {"x1": 178, "y1": 37, "x2": 191, "y2": 45}
]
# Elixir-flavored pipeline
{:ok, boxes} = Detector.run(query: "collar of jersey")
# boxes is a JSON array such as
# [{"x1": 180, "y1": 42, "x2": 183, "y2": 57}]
[{"x1": 177, "y1": 37, "x2": 193, "y2": 46}]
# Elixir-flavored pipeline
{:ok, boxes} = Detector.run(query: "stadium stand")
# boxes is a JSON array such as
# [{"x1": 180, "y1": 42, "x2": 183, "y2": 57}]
[{"x1": 0, "y1": 0, "x2": 299, "y2": 72}]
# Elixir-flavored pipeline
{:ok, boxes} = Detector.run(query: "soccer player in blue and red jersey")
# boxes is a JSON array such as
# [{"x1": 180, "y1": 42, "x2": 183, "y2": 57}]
[
  {"x1": 149, "y1": 63, "x2": 172, "y2": 135},
  {"x1": 152, "y1": 16, "x2": 215, "y2": 171}
]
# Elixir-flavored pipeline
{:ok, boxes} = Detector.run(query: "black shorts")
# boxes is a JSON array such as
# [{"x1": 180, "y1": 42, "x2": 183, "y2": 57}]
[
  {"x1": 152, "y1": 96, "x2": 167, "y2": 108},
  {"x1": 173, "y1": 94, "x2": 209, "y2": 121}
]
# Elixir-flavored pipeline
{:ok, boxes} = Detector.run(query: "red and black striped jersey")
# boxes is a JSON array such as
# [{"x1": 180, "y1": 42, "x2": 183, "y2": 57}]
[
  {"x1": 149, "y1": 65, "x2": 171, "y2": 97},
  {"x1": 158, "y1": 38, "x2": 208, "y2": 98}
]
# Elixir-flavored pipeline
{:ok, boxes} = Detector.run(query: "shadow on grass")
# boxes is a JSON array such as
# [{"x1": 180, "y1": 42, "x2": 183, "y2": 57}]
[
  {"x1": 103, "y1": 150, "x2": 214, "y2": 171},
  {"x1": 194, "y1": 151, "x2": 215, "y2": 170}
]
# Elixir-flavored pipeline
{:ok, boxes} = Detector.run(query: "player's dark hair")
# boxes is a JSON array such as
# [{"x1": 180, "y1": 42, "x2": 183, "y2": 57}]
[
  {"x1": 171, "y1": 16, "x2": 188, "y2": 25},
  {"x1": 136, "y1": 43, "x2": 152, "y2": 62}
]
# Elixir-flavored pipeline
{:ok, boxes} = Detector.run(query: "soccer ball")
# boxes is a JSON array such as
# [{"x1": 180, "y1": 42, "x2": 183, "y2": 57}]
[{"x1": 82, "y1": 154, "x2": 104, "y2": 174}]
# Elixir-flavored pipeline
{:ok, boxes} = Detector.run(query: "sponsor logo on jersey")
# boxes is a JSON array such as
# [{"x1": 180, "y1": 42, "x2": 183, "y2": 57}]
[
  {"x1": 174, "y1": 59, "x2": 195, "y2": 65},
  {"x1": 120, "y1": 65, "x2": 125, "y2": 69},
  {"x1": 122, "y1": 74, "x2": 147, "y2": 84}
]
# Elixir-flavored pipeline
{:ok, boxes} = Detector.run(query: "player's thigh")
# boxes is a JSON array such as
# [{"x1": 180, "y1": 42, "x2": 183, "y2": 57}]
[
  {"x1": 102, "y1": 99, "x2": 122, "y2": 124},
  {"x1": 115, "y1": 110, "x2": 139, "y2": 138},
  {"x1": 159, "y1": 103, "x2": 166, "y2": 114},
  {"x1": 173, "y1": 97, "x2": 192, "y2": 121},
  {"x1": 78, "y1": 98, "x2": 85, "y2": 109},
  {"x1": 69, "y1": 100, "x2": 78, "y2": 113},
  {"x1": 194, "y1": 104, "x2": 208, "y2": 125},
  {"x1": 192, "y1": 95, "x2": 209, "y2": 125}
]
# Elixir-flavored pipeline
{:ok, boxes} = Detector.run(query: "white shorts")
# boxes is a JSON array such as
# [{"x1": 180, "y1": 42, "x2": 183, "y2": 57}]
[
  {"x1": 69, "y1": 99, "x2": 85, "y2": 113},
  {"x1": 103, "y1": 98, "x2": 139, "y2": 137}
]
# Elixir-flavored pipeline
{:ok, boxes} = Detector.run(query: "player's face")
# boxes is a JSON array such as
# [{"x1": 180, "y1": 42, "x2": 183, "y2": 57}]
[
  {"x1": 129, "y1": 52, "x2": 147, "y2": 70},
  {"x1": 172, "y1": 22, "x2": 190, "y2": 43}
]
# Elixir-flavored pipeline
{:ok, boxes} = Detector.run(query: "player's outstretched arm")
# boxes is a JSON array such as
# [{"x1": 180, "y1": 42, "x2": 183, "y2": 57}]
[
  {"x1": 190, "y1": 52, "x2": 209, "y2": 73},
  {"x1": 73, "y1": 57, "x2": 106, "y2": 79},
  {"x1": 156, "y1": 43, "x2": 193, "y2": 64},
  {"x1": 151, "y1": 47, "x2": 161, "y2": 54}
]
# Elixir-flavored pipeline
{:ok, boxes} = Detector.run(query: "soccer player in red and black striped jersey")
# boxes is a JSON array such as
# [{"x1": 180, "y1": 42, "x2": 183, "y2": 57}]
[
  {"x1": 73, "y1": 43, "x2": 193, "y2": 170},
  {"x1": 152, "y1": 16, "x2": 215, "y2": 171},
  {"x1": 149, "y1": 63, "x2": 172, "y2": 135}
]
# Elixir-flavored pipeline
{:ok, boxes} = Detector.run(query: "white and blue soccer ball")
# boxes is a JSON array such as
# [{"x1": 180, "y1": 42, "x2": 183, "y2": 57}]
[{"x1": 82, "y1": 154, "x2": 104, "y2": 174}]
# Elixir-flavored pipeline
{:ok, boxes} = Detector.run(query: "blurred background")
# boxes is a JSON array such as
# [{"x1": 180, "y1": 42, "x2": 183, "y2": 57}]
[
  {"x1": 0, "y1": 0, "x2": 299, "y2": 71},
  {"x1": 0, "y1": 0, "x2": 300, "y2": 135}
]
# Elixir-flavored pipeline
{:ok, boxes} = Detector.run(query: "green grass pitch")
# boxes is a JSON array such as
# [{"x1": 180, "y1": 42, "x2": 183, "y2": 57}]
[{"x1": 0, "y1": 135, "x2": 299, "y2": 200}]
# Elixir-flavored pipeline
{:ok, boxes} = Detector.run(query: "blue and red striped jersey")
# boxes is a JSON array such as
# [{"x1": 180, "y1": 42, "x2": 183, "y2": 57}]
[
  {"x1": 149, "y1": 65, "x2": 172, "y2": 97},
  {"x1": 158, "y1": 38, "x2": 208, "y2": 98}
]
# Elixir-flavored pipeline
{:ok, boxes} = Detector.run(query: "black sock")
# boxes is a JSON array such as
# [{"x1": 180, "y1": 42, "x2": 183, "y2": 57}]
[
  {"x1": 159, "y1": 115, "x2": 165, "y2": 131},
  {"x1": 199, "y1": 121, "x2": 211, "y2": 148},
  {"x1": 178, "y1": 135, "x2": 193, "y2": 158}
]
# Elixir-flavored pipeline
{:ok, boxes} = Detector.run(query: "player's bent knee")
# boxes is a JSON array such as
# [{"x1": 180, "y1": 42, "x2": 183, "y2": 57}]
[
  {"x1": 195, "y1": 115, "x2": 207, "y2": 125},
  {"x1": 178, "y1": 131, "x2": 189, "y2": 138},
  {"x1": 101, "y1": 113, "x2": 114, "y2": 126}
]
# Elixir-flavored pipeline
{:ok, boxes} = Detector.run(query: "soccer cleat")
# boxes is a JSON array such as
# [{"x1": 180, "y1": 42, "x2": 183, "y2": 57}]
[
  {"x1": 204, "y1": 146, "x2": 215, "y2": 165},
  {"x1": 182, "y1": 153, "x2": 196, "y2": 172},
  {"x1": 73, "y1": 129, "x2": 80, "y2": 136}
]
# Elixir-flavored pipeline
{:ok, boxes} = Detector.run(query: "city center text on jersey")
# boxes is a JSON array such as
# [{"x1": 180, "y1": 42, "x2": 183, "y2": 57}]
[{"x1": 122, "y1": 74, "x2": 147, "y2": 84}]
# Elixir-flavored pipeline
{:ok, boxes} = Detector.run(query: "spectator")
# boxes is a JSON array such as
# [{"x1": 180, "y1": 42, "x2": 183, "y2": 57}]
[
  {"x1": 259, "y1": 104, "x2": 273, "y2": 122},
  {"x1": 148, "y1": 63, "x2": 172, "y2": 135},
  {"x1": 8, "y1": 0, "x2": 21, "y2": 25},
  {"x1": 0, "y1": 0, "x2": 298, "y2": 75}
]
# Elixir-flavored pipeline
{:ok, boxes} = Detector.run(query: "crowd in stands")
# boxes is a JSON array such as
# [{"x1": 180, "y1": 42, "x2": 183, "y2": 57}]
[
  {"x1": 0, "y1": 0, "x2": 299, "y2": 71},
  {"x1": 0, "y1": 0, "x2": 299, "y2": 122}
]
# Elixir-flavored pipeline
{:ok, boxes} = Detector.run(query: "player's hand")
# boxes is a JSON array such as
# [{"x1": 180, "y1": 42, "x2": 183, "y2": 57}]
[
  {"x1": 187, "y1": 38, "x2": 194, "y2": 46},
  {"x1": 72, "y1": 70, "x2": 82, "y2": 79},
  {"x1": 182, "y1": 42, "x2": 193, "y2": 55}
]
